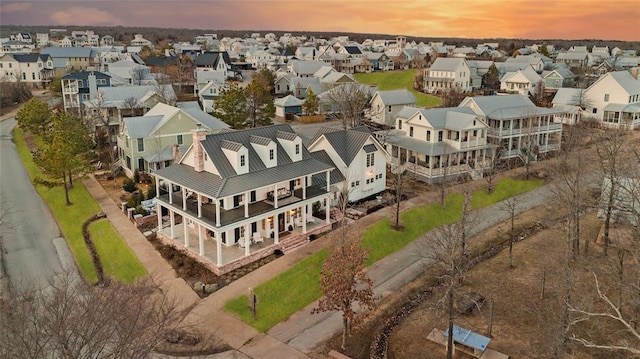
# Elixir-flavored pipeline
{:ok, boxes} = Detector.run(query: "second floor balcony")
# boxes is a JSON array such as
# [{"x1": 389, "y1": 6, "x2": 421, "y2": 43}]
[{"x1": 156, "y1": 185, "x2": 329, "y2": 229}]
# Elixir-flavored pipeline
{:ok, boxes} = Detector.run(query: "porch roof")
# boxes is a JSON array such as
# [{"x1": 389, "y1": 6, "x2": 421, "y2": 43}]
[
  {"x1": 155, "y1": 158, "x2": 332, "y2": 198},
  {"x1": 604, "y1": 103, "x2": 640, "y2": 113},
  {"x1": 382, "y1": 131, "x2": 458, "y2": 156}
]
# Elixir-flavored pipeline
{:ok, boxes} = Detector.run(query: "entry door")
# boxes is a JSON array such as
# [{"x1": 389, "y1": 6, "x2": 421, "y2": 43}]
[
  {"x1": 251, "y1": 222, "x2": 257, "y2": 234},
  {"x1": 234, "y1": 228, "x2": 240, "y2": 242},
  {"x1": 278, "y1": 213, "x2": 285, "y2": 233}
]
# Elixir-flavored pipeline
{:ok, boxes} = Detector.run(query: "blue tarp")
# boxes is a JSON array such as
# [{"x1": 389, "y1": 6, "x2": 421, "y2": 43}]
[{"x1": 443, "y1": 325, "x2": 491, "y2": 352}]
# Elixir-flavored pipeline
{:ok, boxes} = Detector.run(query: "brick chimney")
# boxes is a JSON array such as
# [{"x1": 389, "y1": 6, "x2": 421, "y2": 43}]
[
  {"x1": 172, "y1": 144, "x2": 181, "y2": 163},
  {"x1": 191, "y1": 124, "x2": 207, "y2": 172}
]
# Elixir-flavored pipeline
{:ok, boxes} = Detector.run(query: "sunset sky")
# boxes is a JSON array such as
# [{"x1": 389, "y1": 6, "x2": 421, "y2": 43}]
[{"x1": 1, "y1": 0, "x2": 639, "y2": 41}]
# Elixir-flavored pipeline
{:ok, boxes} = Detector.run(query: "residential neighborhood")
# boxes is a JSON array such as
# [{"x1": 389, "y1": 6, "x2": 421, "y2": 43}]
[{"x1": 1, "y1": 16, "x2": 640, "y2": 359}]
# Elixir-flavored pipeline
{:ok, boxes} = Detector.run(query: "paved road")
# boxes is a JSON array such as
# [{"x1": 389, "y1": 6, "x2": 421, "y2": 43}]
[{"x1": 0, "y1": 117, "x2": 75, "y2": 292}]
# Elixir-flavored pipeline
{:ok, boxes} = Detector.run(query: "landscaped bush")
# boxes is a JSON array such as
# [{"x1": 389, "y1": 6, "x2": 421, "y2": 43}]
[
  {"x1": 135, "y1": 205, "x2": 149, "y2": 216},
  {"x1": 133, "y1": 168, "x2": 140, "y2": 184},
  {"x1": 146, "y1": 184, "x2": 156, "y2": 200},
  {"x1": 123, "y1": 178, "x2": 138, "y2": 193}
]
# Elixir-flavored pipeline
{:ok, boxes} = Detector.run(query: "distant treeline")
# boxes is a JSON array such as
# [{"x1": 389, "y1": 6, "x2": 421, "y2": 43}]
[{"x1": 2, "y1": 24, "x2": 639, "y2": 52}]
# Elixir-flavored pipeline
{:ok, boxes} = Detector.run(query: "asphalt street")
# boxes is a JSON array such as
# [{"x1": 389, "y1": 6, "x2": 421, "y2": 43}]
[{"x1": 0, "y1": 117, "x2": 75, "y2": 292}]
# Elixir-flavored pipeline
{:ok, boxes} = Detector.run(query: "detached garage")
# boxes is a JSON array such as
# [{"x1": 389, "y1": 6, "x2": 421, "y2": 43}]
[{"x1": 275, "y1": 95, "x2": 303, "y2": 118}]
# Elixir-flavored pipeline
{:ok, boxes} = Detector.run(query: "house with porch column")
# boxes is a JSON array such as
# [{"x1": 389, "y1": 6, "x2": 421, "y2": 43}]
[
  {"x1": 459, "y1": 94, "x2": 564, "y2": 161},
  {"x1": 152, "y1": 124, "x2": 335, "y2": 275},
  {"x1": 379, "y1": 106, "x2": 490, "y2": 183},
  {"x1": 582, "y1": 71, "x2": 640, "y2": 130}
]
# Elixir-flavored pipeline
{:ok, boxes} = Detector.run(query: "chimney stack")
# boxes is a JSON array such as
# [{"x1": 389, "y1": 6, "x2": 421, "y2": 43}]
[{"x1": 191, "y1": 123, "x2": 207, "y2": 172}]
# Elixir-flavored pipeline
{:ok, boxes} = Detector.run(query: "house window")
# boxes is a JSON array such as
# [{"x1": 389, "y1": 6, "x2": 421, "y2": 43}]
[
  {"x1": 593, "y1": 108, "x2": 598, "y2": 114},
  {"x1": 438, "y1": 131, "x2": 443, "y2": 142},
  {"x1": 97, "y1": 79, "x2": 106, "y2": 85},
  {"x1": 398, "y1": 120, "x2": 402, "y2": 129},
  {"x1": 604, "y1": 94, "x2": 609, "y2": 102},
  {"x1": 126, "y1": 156, "x2": 131, "y2": 169},
  {"x1": 77, "y1": 80, "x2": 83, "y2": 87},
  {"x1": 32, "y1": 73, "x2": 36, "y2": 80},
  {"x1": 426, "y1": 131, "x2": 431, "y2": 141},
  {"x1": 388, "y1": 105, "x2": 392, "y2": 112},
  {"x1": 409, "y1": 127, "x2": 414, "y2": 137},
  {"x1": 137, "y1": 138, "x2": 144, "y2": 151},
  {"x1": 366, "y1": 153, "x2": 375, "y2": 167},
  {"x1": 22, "y1": 73, "x2": 26, "y2": 80},
  {"x1": 240, "y1": 155, "x2": 246, "y2": 166},
  {"x1": 81, "y1": 94, "x2": 89, "y2": 100},
  {"x1": 177, "y1": 134, "x2": 183, "y2": 145},
  {"x1": 295, "y1": 144, "x2": 300, "y2": 155},
  {"x1": 269, "y1": 149, "x2": 274, "y2": 160}
]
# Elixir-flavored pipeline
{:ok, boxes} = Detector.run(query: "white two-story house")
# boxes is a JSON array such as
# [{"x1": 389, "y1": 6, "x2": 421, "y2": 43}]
[
  {"x1": 500, "y1": 66, "x2": 544, "y2": 96},
  {"x1": 423, "y1": 57, "x2": 472, "y2": 93},
  {"x1": 380, "y1": 106, "x2": 490, "y2": 183},
  {"x1": 583, "y1": 71, "x2": 640, "y2": 129},
  {"x1": 308, "y1": 127, "x2": 387, "y2": 203},
  {"x1": 369, "y1": 89, "x2": 416, "y2": 127},
  {"x1": 152, "y1": 124, "x2": 334, "y2": 274},
  {"x1": 459, "y1": 94, "x2": 564, "y2": 161}
]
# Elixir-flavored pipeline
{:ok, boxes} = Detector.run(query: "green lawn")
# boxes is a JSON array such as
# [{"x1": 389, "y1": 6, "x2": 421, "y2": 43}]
[
  {"x1": 13, "y1": 127, "x2": 145, "y2": 283},
  {"x1": 90, "y1": 219, "x2": 147, "y2": 283},
  {"x1": 225, "y1": 177, "x2": 544, "y2": 330},
  {"x1": 472, "y1": 178, "x2": 544, "y2": 209},
  {"x1": 224, "y1": 249, "x2": 328, "y2": 332},
  {"x1": 354, "y1": 69, "x2": 441, "y2": 108}
]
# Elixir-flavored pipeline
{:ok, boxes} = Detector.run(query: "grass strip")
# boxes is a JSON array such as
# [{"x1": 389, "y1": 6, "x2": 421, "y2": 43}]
[
  {"x1": 89, "y1": 219, "x2": 147, "y2": 283},
  {"x1": 13, "y1": 127, "x2": 145, "y2": 283}
]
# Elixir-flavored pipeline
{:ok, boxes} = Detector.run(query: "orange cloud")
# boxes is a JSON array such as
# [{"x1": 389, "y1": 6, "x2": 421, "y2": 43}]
[
  {"x1": 0, "y1": 2, "x2": 31, "y2": 13},
  {"x1": 50, "y1": 6, "x2": 124, "y2": 26}
]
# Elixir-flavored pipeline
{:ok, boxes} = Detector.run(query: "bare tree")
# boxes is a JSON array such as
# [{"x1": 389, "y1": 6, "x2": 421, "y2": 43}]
[
  {"x1": 130, "y1": 66, "x2": 148, "y2": 86},
  {"x1": 501, "y1": 194, "x2": 521, "y2": 268},
  {"x1": 313, "y1": 227, "x2": 376, "y2": 351},
  {"x1": 484, "y1": 138, "x2": 504, "y2": 194},
  {"x1": 437, "y1": 148, "x2": 452, "y2": 207},
  {"x1": 421, "y1": 193, "x2": 475, "y2": 359},
  {"x1": 596, "y1": 129, "x2": 627, "y2": 257},
  {"x1": 389, "y1": 162, "x2": 406, "y2": 230},
  {"x1": 440, "y1": 86, "x2": 467, "y2": 108},
  {"x1": 517, "y1": 111, "x2": 539, "y2": 179},
  {"x1": 569, "y1": 273, "x2": 640, "y2": 356},
  {"x1": 321, "y1": 83, "x2": 371, "y2": 129},
  {"x1": 0, "y1": 271, "x2": 190, "y2": 359}
]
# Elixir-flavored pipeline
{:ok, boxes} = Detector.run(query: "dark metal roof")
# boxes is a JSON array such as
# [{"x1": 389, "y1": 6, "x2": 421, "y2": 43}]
[
  {"x1": 194, "y1": 51, "x2": 230, "y2": 67},
  {"x1": 12, "y1": 54, "x2": 51, "y2": 63},
  {"x1": 146, "y1": 55, "x2": 179, "y2": 67},
  {"x1": 221, "y1": 140, "x2": 244, "y2": 151},
  {"x1": 363, "y1": 144, "x2": 377, "y2": 153},
  {"x1": 309, "y1": 127, "x2": 374, "y2": 166},
  {"x1": 249, "y1": 135, "x2": 273, "y2": 146},
  {"x1": 61, "y1": 70, "x2": 111, "y2": 80},
  {"x1": 276, "y1": 130, "x2": 299, "y2": 141},
  {"x1": 343, "y1": 46, "x2": 362, "y2": 55},
  {"x1": 310, "y1": 150, "x2": 347, "y2": 185}
]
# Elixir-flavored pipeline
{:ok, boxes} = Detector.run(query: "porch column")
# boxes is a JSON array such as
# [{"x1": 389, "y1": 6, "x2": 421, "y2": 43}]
[
  {"x1": 169, "y1": 211, "x2": 175, "y2": 239},
  {"x1": 326, "y1": 170, "x2": 331, "y2": 193},
  {"x1": 183, "y1": 220, "x2": 189, "y2": 247},
  {"x1": 156, "y1": 203, "x2": 162, "y2": 230},
  {"x1": 325, "y1": 197, "x2": 330, "y2": 224},
  {"x1": 215, "y1": 199, "x2": 221, "y2": 226},
  {"x1": 244, "y1": 223, "x2": 250, "y2": 256},
  {"x1": 302, "y1": 176, "x2": 307, "y2": 199},
  {"x1": 302, "y1": 204, "x2": 307, "y2": 234},
  {"x1": 155, "y1": 177, "x2": 160, "y2": 200},
  {"x1": 198, "y1": 224, "x2": 204, "y2": 256},
  {"x1": 244, "y1": 192, "x2": 249, "y2": 218},
  {"x1": 274, "y1": 215, "x2": 279, "y2": 244},
  {"x1": 182, "y1": 187, "x2": 187, "y2": 210},
  {"x1": 274, "y1": 184, "x2": 278, "y2": 208},
  {"x1": 197, "y1": 193, "x2": 202, "y2": 218},
  {"x1": 216, "y1": 230, "x2": 222, "y2": 266},
  {"x1": 168, "y1": 181, "x2": 173, "y2": 204}
]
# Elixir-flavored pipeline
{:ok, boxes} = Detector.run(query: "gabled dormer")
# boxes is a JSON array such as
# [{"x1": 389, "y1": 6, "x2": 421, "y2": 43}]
[
  {"x1": 276, "y1": 131, "x2": 303, "y2": 162},
  {"x1": 250, "y1": 135, "x2": 277, "y2": 168},
  {"x1": 221, "y1": 140, "x2": 249, "y2": 175}
]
